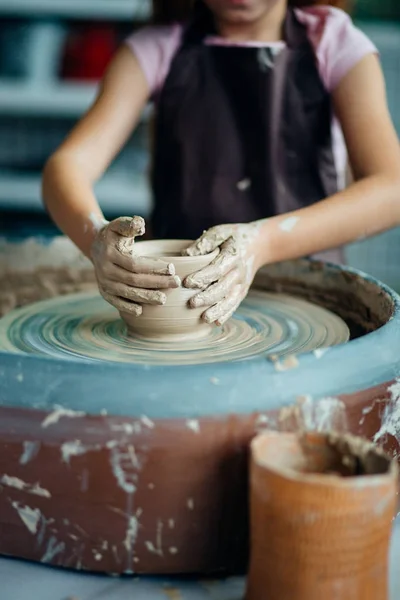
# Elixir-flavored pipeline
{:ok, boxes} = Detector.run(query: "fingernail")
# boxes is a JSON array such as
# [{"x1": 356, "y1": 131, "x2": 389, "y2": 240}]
[
  {"x1": 185, "y1": 275, "x2": 200, "y2": 289},
  {"x1": 155, "y1": 292, "x2": 167, "y2": 305},
  {"x1": 190, "y1": 296, "x2": 204, "y2": 308},
  {"x1": 203, "y1": 313, "x2": 215, "y2": 325},
  {"x1": 167, "y1": 263, "x2": 176, "y2": 276},
  {"x1": 172, "y1": 275, "x2": 181, "y2": 287}
]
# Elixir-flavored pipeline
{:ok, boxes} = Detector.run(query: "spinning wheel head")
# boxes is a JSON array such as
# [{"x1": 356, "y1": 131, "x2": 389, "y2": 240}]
[{"x1": 0, "y1": 289, "x2": 349, "y2": 366}]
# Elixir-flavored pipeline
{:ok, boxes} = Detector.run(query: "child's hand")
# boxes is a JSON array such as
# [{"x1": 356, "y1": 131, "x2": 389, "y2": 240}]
[
  {"x1": 90, "y1": 216, "x2": 180, "y2": 317},
  {"x1": 182, "y1": 222, "x2": 264, "y2": 326}
]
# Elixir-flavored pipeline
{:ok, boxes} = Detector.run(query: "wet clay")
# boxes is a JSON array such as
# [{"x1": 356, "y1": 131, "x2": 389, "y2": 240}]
[
  {"x1": 119, "y1": 240, "x2": 220, "y2": 340},
  {"x1": 0, "y1": 290, "x2": 350, "y2": 365},
  {"x1": 0, "y1": 239, "x2": 394, "y2": 338},
  {"x1": 246, "y1": 431, "x2": 398, "y2": 600},
  {"x1": 0, "y1": 267, "x2": 96, "y2": 317},
  {"x1": 0, "y1": 236, "x2": 96, "y2": 317}
]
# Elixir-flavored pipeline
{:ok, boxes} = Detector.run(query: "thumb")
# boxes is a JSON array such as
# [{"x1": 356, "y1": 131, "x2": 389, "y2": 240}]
[
  {"x1": 183, "y1": 226, "x2": 231, "y2": 257},
  {"x1": 109, "y1": 216, "x2": 145, "y2": 238}
]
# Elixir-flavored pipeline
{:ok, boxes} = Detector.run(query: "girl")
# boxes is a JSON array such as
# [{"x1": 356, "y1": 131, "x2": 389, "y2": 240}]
[{"x1": 43, "y1": 0, "x2": 400, "y2": 326}]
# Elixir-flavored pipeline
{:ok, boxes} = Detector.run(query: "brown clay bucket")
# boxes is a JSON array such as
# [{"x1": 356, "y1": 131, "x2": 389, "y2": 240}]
[{"x1": 246, "y1": 431, "x2": 398, "y2": 600}]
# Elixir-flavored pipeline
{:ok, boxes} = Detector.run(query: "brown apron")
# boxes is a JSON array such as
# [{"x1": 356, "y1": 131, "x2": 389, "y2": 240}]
[{"x1": 150, "y1": 7, "x2": 344, "y2": 263}]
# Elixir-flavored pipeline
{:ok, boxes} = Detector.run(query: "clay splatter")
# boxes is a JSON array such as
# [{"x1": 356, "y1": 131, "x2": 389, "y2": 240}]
[
  {"x1": 168, "y1": 519, "x2": 175, "y2": 529},
  {"x1": 256, "y1": 414, "x2": 269, "y2": 426},
  {"x1": 301, "y1": 395, "x2": 347, "y2": 433},
  {"x1": 41, "y1": 535, "x2": 66, "y2": 563},
  {"x1": 313, "y1": 348, "x2": 329, "y2": 359},
  {"x1": 127, "y1": 445, "x2": 140, "y2": 469},
  {"x1": 19, "y1": 441, "x2": 40, "y2": 465},
  {"x1": 359, "y1": 404, "x2": 375, "y2": 427},
  {"x1": 210, "y1": 377, "x2": 220, "y2": 385},
  {"x1": 187, "y1": 498, "x2": 194, "y2": 510},
  {"x1": 42, "y1": 406, "x2": 85, "y2": 428},
  {"x1": 270, "y1": 354, "x2": 299, "y2": 372},
  {"x1": 11, "y1": 501, "x2": 41, "y2": 534},
  {"x1": 36, "y1": 515, "x2": 55, "y2": 547},
  {"x1": 109, "y1": 446, "x2": 138, "y2": 494},
  {"x1": 280, "y1": 395, "x2": 348, "y2": 433},
  {"x1": 141, "y1": 416, "x2": 155, "y2": 429},
  {"x1": 186, "y1": 419, "x2": 200, "y2": 434},
  {"x1": 169, "y1": 547, "x2": 178, "y2": 554},
  {"x1": 61, "y1": 440, "x2": 88, "y2": 464},
  {"x1": 236, "y1": 178, "x2": 251, "y2": 191},
  {"x1": 255, "y1": 414, "x2": 274, "y2": 433},
  {"x1": 123, "y1": 515, "x2": 139, "y2": 554},
  {"x1": 145, "y1": 520, "x2": 164, "y2": 557},
  {"x1": 279, "y1": 216, "x2": 299, "y2": 232},
  {"x1": 374, "y1": 380, "x2": 400, "y2": 443},
  {"x1": 1, "y1": 475, "x2": 50, "y2": 498},
  {"x1": 111, "y1": 423, "x2": 139, "y2": 435}
]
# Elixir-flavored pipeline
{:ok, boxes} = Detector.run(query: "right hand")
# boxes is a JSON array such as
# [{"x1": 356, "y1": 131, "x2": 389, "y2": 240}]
[{"x1": 90, "y1": 216, "x2": 180, "y2": 316}]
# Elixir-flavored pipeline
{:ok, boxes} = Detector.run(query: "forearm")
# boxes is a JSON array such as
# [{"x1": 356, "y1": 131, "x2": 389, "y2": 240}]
[
  {"x1": 257, "y1": 174, "x2": 400, "y2": 266},
  {"x1": 42, "y1": 153, "x2": 107, "y2": 259}
]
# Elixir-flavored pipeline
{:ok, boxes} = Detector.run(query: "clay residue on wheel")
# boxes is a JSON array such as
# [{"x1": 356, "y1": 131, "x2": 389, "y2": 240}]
[
  {"x1": 254, "y1": 259, "x2": 395, "y2": 335},
  {"x1": 0, "y1": 268, "x2": 97, "y2": 317},
  {"x1": 0, "y1": 237, "x2": 97, "y2": 317}
]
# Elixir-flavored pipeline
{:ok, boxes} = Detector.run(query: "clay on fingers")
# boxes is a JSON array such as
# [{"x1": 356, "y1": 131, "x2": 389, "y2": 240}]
[
  {"x1": 202, "y1": 284, "x2": 243, "y2": 324},
  {"x1": 190, "y1": 267, "x2": 241, "y2": 308},
  {"x1": 128, "y1": 256, "x2": 177, "y2": 276},
  {"x1": 101, "y1": 281, "x2": 167, "y2": 305},
  {"x1": 106, "y1": 263, "x2": 180, "y2": 290},
  {"x1": 183, "y1": 225, "x2": 235, "y2": 256},
  {"x1": 112, "y1": 247, "x2": 177, "y2": 277},
  {"x1": 109, "y1": 215, "x2": 145, "y2": 237},
  {"x1": 184, "y1": 238, "x2": 238, "y2": 289},
  {"x1": 99, "y1": 289, "x2": 142, "y2": 316}
]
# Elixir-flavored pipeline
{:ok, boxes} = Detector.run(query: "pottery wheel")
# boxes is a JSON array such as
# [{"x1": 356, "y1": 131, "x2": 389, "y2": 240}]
[{"x1": 0, "y1": 290, "x2": 349, "y2": 366}]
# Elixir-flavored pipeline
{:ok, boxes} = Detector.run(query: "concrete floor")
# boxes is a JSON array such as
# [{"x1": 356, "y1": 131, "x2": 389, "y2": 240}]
[{"x1": 1, "y1": 516, "x2": 400, "y2": 600}]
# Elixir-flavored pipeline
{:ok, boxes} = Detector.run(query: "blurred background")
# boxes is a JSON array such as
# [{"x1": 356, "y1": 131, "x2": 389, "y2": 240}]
[{"x1": 0, "y1": 1, "x2": 399, "y2": 288}]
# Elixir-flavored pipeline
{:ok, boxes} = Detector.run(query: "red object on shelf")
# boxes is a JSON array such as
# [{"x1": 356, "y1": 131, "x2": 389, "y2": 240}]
[{"x1": 61, "y1": 24, "x2": 118, "y2": 81}]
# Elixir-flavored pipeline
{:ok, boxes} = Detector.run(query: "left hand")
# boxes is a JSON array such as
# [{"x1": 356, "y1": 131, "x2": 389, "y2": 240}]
[{"x1": 182, "y1": 222, "x2": 263, "y2": 326}]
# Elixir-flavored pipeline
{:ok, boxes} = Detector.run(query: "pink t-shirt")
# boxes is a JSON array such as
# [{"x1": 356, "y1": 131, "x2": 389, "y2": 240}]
[{"x1": 126, "y1": 7, "x2": 376, "y2": 189}]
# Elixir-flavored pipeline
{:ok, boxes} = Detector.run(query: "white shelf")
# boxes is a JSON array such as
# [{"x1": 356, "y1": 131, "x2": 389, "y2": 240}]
[
  {"x1": 0, "y1": 172, "x2": 151, "y2": 215},
  {"x1": 0, "y1": 81, "x2": 97, "y2": 117},
  {"x1": 0, "y1": 81, "x2": 153, "y2": 118},
  {"x1": 0, "y1": 0, "x2": 151, "y2": 21}
]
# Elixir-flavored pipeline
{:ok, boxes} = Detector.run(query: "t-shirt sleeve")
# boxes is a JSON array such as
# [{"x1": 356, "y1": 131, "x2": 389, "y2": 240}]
[
  {"x1": 295, "y1": 7, "x2": 378, "y2": 92},
  {"x1": 125, "y1": 24, "x2": 183, "y2": 96}
]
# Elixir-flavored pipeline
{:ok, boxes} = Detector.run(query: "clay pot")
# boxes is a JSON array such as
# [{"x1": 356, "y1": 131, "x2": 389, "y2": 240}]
[
  {"x1": 246, "y1": 431, "x2": 398, "y2": 600},
  {"x1": 121, "y1": 239, "x2": 219, "y2": 340}
]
